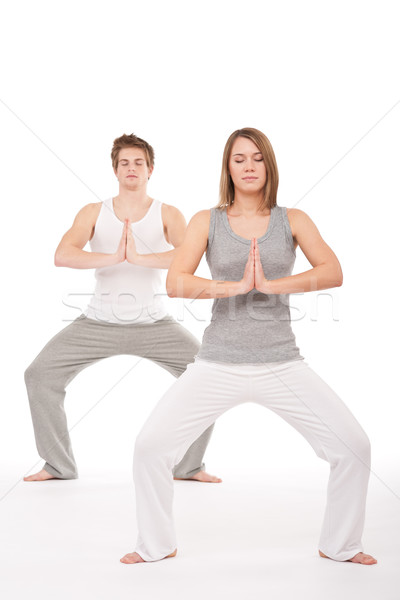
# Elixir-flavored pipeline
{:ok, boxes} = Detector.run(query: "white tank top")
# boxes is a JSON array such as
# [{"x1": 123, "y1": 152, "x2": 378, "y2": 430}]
[{"x1": 85, "y1": 198, "x2": 173, "y2": 324}]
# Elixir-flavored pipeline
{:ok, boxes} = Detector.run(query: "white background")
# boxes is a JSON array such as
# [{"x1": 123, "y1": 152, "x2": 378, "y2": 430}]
[{"x1": 0, "y1": 1, "x2": 399, "y2": 598}]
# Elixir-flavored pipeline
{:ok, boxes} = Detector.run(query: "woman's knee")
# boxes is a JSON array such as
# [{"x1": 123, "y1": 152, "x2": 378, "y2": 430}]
[
  {"x1": 134, "y1": 429, "x2": 168, "y2": 462},
  {"x1": 336, "y1": 427, "x2": 371, "y2": 469},
  {"x1": 352, "y1": 429, "x2": 371, "y2": 466}
]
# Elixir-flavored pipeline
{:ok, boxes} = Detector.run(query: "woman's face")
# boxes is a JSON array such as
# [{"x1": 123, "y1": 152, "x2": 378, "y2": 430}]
[{"x1": 228, "y1": 137, "x2": 267, "y2": 196}]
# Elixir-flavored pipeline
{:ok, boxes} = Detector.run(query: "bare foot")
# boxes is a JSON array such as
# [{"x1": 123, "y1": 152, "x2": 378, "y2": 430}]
[
  {"x1": 319, "y1": 550, "x2": 377, "y2": 565},
  {"x1": 120, "y1": 549, "x2": 177, "y2": 564},
  {"x1": 23, "y1": 469, "x2": 56, "y2": 482},
  {"x1": 174, "y1": 470, "x2": 222, "y2": 483}
]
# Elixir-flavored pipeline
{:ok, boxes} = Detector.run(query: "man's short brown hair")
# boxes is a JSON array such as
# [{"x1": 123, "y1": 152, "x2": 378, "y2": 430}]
[{"x1": 111, "y1": 134, "x2": 155, "y2": 170}]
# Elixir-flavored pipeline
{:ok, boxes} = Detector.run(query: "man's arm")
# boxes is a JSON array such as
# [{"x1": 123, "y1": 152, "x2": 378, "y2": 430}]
[
  {"x1": 126, "y1": 204, "x2": 187, "y2": 269},
  {"x1": 54, "y1": 203, "x2": 126, "y2": 269}
]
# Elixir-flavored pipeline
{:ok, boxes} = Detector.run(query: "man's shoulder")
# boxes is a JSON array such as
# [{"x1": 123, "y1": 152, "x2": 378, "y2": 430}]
[
  {"x1": 73, "y1": 202, "x2": 103, "y2": 226},
  {"x1": 160, "y1": 202, "x2": 182, "y2": 216},
  {"x1": 80, "y1": 201, "x2": 103, "y2": 215},
  {"x1": 160, "y1": 202, "x2": 187, "y2": 225}
]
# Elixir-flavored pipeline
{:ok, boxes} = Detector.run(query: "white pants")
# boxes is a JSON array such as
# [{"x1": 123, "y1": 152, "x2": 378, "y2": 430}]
[{"x1": 133, "y1": 358, "x2": 371, "y2": 562}]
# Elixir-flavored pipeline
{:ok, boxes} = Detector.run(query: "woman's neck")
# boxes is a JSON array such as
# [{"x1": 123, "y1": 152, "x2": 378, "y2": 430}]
[{"x1": 230, "y1": 191, "x2": 269, "y2": 216}]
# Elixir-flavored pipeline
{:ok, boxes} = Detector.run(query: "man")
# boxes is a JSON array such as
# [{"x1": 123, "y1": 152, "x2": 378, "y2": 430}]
[{"x1": 24, "y1": 133, "x2": 220, "y2": 484}]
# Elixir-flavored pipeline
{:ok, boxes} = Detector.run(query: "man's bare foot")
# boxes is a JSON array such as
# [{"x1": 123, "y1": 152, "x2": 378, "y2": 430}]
[
  {"x1": 120, "y1": 549, "x2": 177, "y2": 564},
  {"x1": 23, "y1": 469, "x2": 56, "y2": 482},
  {"x1": 174, "y1": 470, "x2": 222, "y2": 483},
  {"x1": 319, "y1": 550, "x2": 377, "y2": 565}
]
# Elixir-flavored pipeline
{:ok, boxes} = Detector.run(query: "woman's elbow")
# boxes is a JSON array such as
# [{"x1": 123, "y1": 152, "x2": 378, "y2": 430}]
[
  {"x1": 330, "y1": 269, "x2": 343, "y2": 288},
  {"x1": 335, "y1": 264, "x2": 344, "y2": 287},
  {"x1": 54, "y1": 250, "x2": 65, "y2": 267},
  {"x1": 166, "y1": 271, "x2": 187, "y2": 298},
  {"x1": 166, "y1": 285, "x2": 177, "y2": 298}
]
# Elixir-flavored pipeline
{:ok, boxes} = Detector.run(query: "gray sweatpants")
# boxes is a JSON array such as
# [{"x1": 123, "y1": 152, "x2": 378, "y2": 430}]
[{"x1": 24, "y1": 314, "x2": 214, "y2": 480}]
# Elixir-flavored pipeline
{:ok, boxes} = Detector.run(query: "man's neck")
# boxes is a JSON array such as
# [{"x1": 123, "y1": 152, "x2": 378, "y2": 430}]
[{"x1": 114, "y1": 187, "x2": 150, "y2": 208}]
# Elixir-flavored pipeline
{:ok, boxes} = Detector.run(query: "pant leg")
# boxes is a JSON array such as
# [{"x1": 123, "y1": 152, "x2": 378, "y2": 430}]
[
  {"x1": 24, "y1": 315, "x2": 122, "y2": 479},
  {"x1": 120, "y1": 317, "x2": 215, "y2": 479},
  {"x1": 252, "y1": 359, "x2": 371, "y2": 561},
  {"x1": 133, "y1": 360, "x2": 247, "y2": 561}
]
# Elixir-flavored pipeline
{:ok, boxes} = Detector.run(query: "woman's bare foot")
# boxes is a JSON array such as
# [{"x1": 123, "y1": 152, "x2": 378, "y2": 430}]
[
  {"x1": 174, "y1": 470, "x2": 222, "y2": 483},
  {"x1": 23, "y1": 469, "x2": 56, "y2": 482},
  {"x1": 120, "y1": 549, "x2": 177, "y2": 564},
  {"x1": 319, "y1": 550, "x2": 377, "y2": 565}
]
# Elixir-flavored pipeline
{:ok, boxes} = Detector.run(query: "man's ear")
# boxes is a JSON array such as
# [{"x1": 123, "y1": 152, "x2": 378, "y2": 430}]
[{"x1": 148, "y1": 165, "x2": 154, "y2": 179}]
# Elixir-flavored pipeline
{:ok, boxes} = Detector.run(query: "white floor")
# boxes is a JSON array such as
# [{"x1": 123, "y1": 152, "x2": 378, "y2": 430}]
[{"x1": 0, "y1": 463, "x2": 399, "y2": 600}]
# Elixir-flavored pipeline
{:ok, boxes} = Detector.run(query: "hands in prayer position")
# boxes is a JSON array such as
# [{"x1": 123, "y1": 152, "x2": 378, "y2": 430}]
[
  {"x1": 239, "y1": 238, "x2": 273, "y2": 295},
  {"x1": 115, "y1": 219, "x2": 140, "y2": 264}
]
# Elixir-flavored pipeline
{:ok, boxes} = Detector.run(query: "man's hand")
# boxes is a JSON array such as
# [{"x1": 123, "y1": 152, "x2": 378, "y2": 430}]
[
  {"x1": 126, "y1": 219, "x2": 141, "y2": 264},
  {"x1": 114, "y1": 220, "x2": 127, "y2": 264}
]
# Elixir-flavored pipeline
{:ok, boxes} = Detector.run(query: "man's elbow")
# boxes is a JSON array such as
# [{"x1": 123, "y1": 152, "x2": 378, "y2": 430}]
[
  {"x1": 54, "y1": 249, "x2": 68, "y2": 267},
  {"x1": 54, "y1": 250, "x2": 63, "y2": 267}
]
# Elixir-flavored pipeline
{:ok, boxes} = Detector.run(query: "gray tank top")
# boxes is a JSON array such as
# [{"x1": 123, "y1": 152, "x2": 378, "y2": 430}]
[{"x1": 197, "y1": 205, "x2": 303, "y2": 364}]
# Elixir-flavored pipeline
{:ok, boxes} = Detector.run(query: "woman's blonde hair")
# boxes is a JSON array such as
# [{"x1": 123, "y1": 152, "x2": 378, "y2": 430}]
[{"x1": 216, "y1": 128, "x2": 279, "y2": 210}]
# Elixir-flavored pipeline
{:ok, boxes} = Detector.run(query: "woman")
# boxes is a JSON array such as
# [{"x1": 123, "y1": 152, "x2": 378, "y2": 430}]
[{"x1": 121, "y1": 128, "x2": 376, "y2": 565}]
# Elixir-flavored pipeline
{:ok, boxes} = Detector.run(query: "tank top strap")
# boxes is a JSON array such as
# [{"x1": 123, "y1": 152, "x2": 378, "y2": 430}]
[
  {"x1": 279, "y1": 206, "x2": 296, "y2": 254},
  {"x1": 206, "y1": 208, "x2": 217, "y2": 255},
  {"x1": 103, "y1": 197, "x2": 113, "y2": 211}
]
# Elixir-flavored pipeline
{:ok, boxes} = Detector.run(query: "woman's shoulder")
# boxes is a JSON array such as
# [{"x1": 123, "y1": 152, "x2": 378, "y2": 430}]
[
  {"x1": 188, "y1": 209, "x2": 212, "y2": 227},
  {"x1": 285, "y1": 207, "x2": 310, "y2": 227}
]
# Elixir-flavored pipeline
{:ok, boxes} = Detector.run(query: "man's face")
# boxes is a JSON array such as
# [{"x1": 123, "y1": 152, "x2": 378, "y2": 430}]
[{"x1": 114, "y1": 147, "x2": 153, "y2": 190}]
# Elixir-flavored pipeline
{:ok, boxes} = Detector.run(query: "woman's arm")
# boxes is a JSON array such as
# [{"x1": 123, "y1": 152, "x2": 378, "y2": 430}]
[
  {"x1": 256, "y1": 208, "x2": 343, "y2": 294},
  {"x1": 166, "y1": 210, "x2": 254, "y2": 299}
]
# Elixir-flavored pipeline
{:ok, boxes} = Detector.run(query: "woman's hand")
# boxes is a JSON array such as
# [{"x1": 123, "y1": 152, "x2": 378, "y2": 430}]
[
  {"x1": 237, "y1": 238, "x2": 256, "y2": 294},
  {"x1": 254, "y1": 239, "x2": 272, "y2": 293}
]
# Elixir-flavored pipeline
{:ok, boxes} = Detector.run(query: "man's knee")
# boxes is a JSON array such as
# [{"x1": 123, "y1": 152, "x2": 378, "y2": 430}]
[{"x1": 24, "y1": 360, "x2": 41, "y2": 390}]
